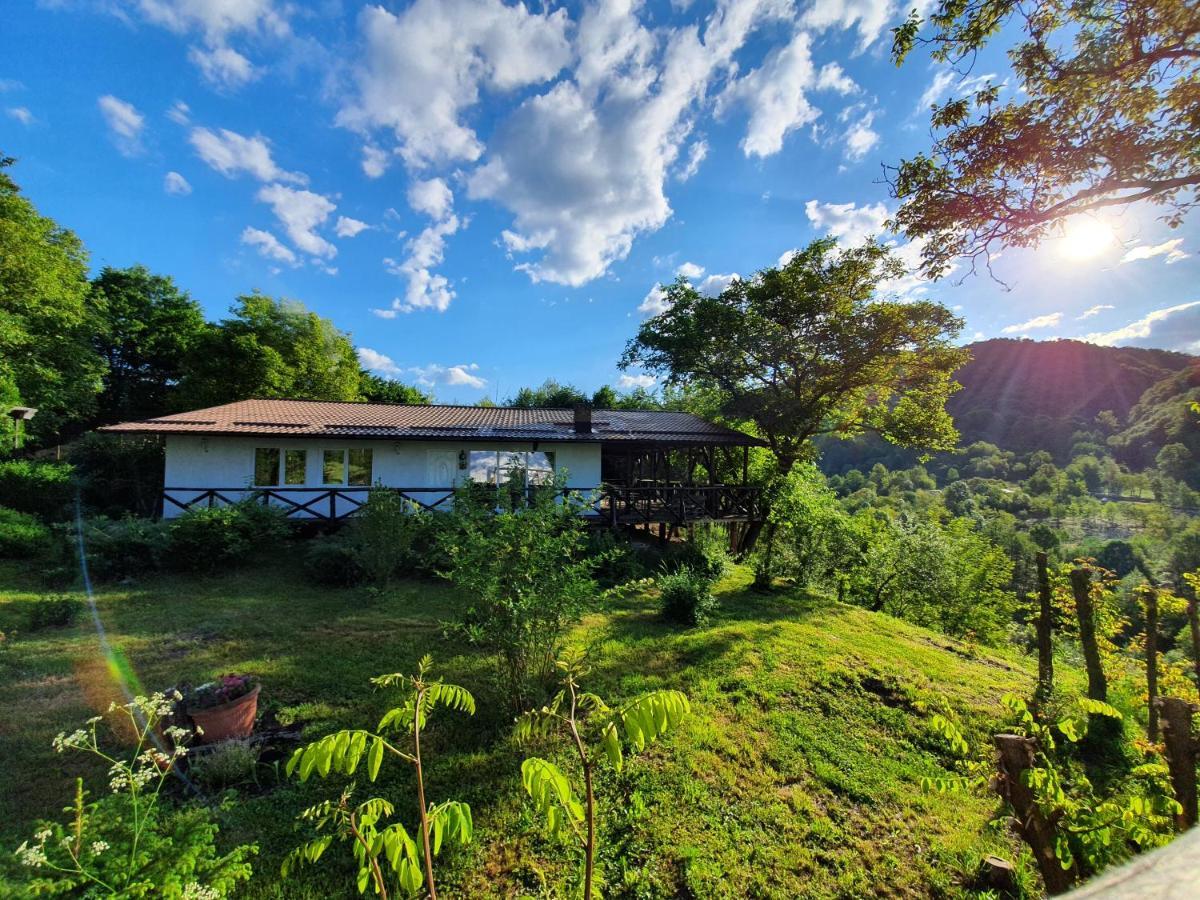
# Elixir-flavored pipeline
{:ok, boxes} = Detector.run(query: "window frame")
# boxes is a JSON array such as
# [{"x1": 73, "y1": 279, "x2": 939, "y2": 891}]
[
  {"x1": 467, "y1": 449, "x2": 556, "y2": 486},
  {"x1": 254, "y1": 446, "x2": 309, "y2": 487}
]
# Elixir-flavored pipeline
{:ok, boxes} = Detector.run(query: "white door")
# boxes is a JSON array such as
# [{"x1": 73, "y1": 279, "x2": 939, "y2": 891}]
[{"x1": 426, "y1": 450, "x2": 459, "y2": 488}]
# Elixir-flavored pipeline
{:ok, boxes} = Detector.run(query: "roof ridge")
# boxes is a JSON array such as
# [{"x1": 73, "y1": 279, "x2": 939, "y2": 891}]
[{"x1": 233, "y1": 397, "x2": 649, "y2": 414}]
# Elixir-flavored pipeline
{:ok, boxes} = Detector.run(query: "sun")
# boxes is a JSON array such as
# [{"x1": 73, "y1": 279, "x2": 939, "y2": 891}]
[{"x1": 1057, "y1": 217, "x2": 1117, "y2": 262}]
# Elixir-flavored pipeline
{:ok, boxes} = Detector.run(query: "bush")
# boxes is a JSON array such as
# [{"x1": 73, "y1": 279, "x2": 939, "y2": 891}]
[
  {"x1": 0, "y1": 459, "x2": 75, "y2": 520},
  {"x1": 27, "y1": 594, "x2": 82, "y2": 630},
  {"x1": 587, "y1": 529, "x2": 651, "y2": 587},
  {"x1": 81, "y1": 516, "x2": 169, "y2": 580},
  {"x1": 0, "y1": 505, "x2": 52, "y2": 558},
  {"x1": 658, "y1": 568, "x2": 719, "y2": 627},
  {"x1": 347, "y1": 488, "x2": 416, "y2": 585},
  {"x1": 190, "y1": 739, "x2": 260, "y2": 792},
  {"x1": 303, "y1": 533, "x2": 363, "y2": 586},
  {"x1": 168, "y1": 501, "x2": 289, "y2": 573}
]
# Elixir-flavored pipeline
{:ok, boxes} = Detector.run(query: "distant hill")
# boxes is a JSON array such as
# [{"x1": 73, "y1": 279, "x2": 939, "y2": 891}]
[
  {"x1": 819, "y1": 338, "x2": 1198, "y2": 473},
  {"x1": 946, "y1": 339, "x2": 1195, "y2": 456}
]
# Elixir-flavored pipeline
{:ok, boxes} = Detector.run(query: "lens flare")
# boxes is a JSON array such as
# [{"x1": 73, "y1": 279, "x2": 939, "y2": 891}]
[{"x1": 1057, "y1": 217, "x2": 1117, "y2": 261}]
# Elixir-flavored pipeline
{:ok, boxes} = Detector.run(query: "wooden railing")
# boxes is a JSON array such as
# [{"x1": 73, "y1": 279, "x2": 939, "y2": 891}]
[{"x1": 162, "y1": 483, "x2": 762, "y2": 524}]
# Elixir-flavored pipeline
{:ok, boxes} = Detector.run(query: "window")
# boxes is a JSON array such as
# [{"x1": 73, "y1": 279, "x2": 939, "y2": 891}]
[
  {"x1": 468, "y1": 450, "x2": 555, "y2": 485},
  {"x1": 254, "y1": 448, "x2": 280, "y2": 486},
  {"x1": 323, "y1": 450, "x2": 345, "y2": 485},
  {"x1": 323, "y1": 448, "x2": 373, "y2": 485},
  {"x1": 284, "y1": 449, "x2": 307, "y2": 485},
  {"x1": 256, "y1": 447, "x2": 308, "y2": 486},
  {"x1": 349, "y1": 449, "x2": 373, "y2": 486}
]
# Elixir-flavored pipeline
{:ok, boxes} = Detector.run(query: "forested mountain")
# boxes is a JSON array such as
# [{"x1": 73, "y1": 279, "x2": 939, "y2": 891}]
[
  {"x1": 821, "y1": 339, "x2": 1198, "y2": 475},
  {"x1": 946, "y1": 339, "x2": 1195, "y2": 455}
]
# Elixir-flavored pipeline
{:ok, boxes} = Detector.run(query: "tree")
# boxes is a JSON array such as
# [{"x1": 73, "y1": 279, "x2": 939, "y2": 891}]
[
  {"x1": 0, "y1": 156, "x2": 104, "y2": 442},
  {"x1": 359, "y1": 373, "x2": 432, "y2": 405},
  {"x1": 508, "y1": 379, "x2": 589, "y2": 409},
  {"x1": 890, "y1": 1, "x2": 1200, "y2": 277},
  {"x1": 622, "y1": 239, "x2": 967, "y2": 474},
  {"x1": 177, "y1": 293, "x2": 361, "y2": 408},
  {"x1": 89, "y1": 265, "x2": 207, "y2": 423}
]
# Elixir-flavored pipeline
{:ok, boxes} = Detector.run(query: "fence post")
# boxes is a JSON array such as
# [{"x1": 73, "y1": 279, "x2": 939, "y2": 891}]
[
  {"x1": 993, "y1": 734, "x2": 1077, "y2": 894},
  {"x1": 1157, "y1": 697, "x2": 1197, "y2": 831}
]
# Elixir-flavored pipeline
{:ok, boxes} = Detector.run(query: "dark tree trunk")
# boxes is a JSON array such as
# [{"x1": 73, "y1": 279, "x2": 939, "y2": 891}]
[
  {"x1": 1188, "y1": 594, "x2": 1200, "y2": 686},
  {"x1": 993, "y1": 734, "x2": 1077, "y2": 895},
  {"x1": 1141, "y1": 586, "x2": 1160, "y2": 742},
  {"x1": 1070, "y1": 567, "x2": 1107, "y2": 703},
  {"x1": 1157, "y1": 697, "x2": 1197, "y2": 831},
  {"x1": 1034, "y1": 551, "x2": 1054, "y2": 716}
]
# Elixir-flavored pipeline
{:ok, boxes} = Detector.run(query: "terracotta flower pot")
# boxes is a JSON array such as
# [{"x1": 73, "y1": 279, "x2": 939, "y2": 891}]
[{"x1": 190, "y1": 685, "x2": 260, "y2": 744}]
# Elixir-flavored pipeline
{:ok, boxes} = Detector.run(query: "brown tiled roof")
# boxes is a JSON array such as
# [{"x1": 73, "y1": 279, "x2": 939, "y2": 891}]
[{"x1": 99, "y1": 399, "x2": 762, "y2": 446}]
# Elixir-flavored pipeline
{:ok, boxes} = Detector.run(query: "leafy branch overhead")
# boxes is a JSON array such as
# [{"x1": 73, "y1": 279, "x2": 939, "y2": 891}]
[{"x1": 889, "y1": 0, "x2": 1200, "y2": 278}]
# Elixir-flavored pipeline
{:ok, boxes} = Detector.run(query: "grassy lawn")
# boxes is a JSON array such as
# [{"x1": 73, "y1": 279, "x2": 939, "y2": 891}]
[{"x1": 0, "y1": 553, "x2": 1043, "y2": 897}]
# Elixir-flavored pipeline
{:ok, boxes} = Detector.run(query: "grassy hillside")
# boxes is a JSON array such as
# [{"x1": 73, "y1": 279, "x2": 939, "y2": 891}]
[{"x1": 0, "y1": 555, "x2": 1052, "y2": 897}]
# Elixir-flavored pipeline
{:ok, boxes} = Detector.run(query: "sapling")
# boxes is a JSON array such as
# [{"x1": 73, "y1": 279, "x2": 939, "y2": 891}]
[
  {"x1": 513, "y1": 651, "x2": 690, "y2": 899},
  {"x1": 283, "y1": 655, "x2": 474, "y2": 899}
]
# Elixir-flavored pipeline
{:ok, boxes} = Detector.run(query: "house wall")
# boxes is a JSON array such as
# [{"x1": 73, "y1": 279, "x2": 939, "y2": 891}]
[{"x1": 161, "y1": 435, "x2": 602, "y2": 519}]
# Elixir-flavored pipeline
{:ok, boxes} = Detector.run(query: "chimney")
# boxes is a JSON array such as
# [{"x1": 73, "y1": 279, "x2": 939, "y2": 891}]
[{"x1": 573, "y1": 403, "x2": 592, "y2": 434}]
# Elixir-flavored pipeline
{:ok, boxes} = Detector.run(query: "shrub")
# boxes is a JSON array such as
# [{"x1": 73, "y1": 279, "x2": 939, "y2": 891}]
[
  {"x1": 167, "y1": 501, "x2": 288, "y2": 573},
  {"x1": 0, "y1": 459, "x2": 75, "y2": 520},
  {"x1": 587, "y1": 529, "x2": 652, "y2": 587},
  {"x1": 0, "y1": 505, "x2": 52, "y2": 558},
  {"x1": 28, "y1": 594, "x2": 82, "y2": 630},
  {"x1": 190, "y1": 739, "x2": 260, "y2": 792},
  {"x1": 80, "y1": 516, "x2": 169, "y2": 580},
  {"x1": 347, "y1": 488, "x2": 416, "y2": 585},
  {"x1": 658, "y1": 568, "x2": 719, "y2": 627},
  {"x1": 303, "y1": 533, "x2": 363, "y2": 586},
  {"x1": 13, "y1": 694, "x2": 256, "y2": 897}
]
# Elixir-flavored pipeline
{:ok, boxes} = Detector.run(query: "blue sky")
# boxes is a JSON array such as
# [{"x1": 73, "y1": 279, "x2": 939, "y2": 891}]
[{"x1": 3, "y1": 0, "x2": 1197, "y2": 403}]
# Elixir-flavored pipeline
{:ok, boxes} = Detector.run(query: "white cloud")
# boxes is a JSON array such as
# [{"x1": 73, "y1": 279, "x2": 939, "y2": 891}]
[
  {"x1": 189, "y1": 127, "x2": 305, "y2": 183},
  {"x1": 375, "y1": 180, "x2": 462, "y2": 314},
  {"x1": 697, "y1": 272, "x2": 739, "y2": 295},
  {"x1": 677, "y1": 139, "x2": 708, "y2": 181},
  {"x1": 916, "y1": 69, "x2": 997, "y2": 113},
  {"x1": 618, "y1": 372, "x2": 656, "y2": 389},
  {"x1": 163, "y1": 171, "x2": 192, "y2": 195},
  {"x1": 638, "y1": 264, "x2": 738, "y2": 315},
  {"x1": 166, "y1": 100, "x2": 190, "y2": 124},
  {"x1": 241, "y1": 226, "x2": 298, "y2": 265},
  {"x1": 408, "y1": 362, "x2": 487, "y2": 389},
  {"x1": 639, "y1": 285, "x2": 669, "y2": 316},
  {"x1": 1120, "y1": 238, "x2": 1188, "y2": 265},
  {"x1": 255, "y1": 183, "x2": 337, "y2": 259},
  {"x1": 815, "y1": 62, "x2": 857, "y2": 94},
  {"x1": 356, "y1": 347, "x2": 402, "y2": 376},
  {"x1": 361, "y1": 145, "x2": 390, "y2": 179},
  {"x1": 677, "y1": 261, "x2": 705, "y2": 279},
  {"x1": 718, "y1": 29, "x2": 819, "y2": 158},
  {"x1": 188, "y1": 45, "x2": 258, "y2": 89},
  {"x1": 6, "y1": 106, "x2": 33, "y2": 126},
  {"x1": 841, "y1": 107, "x2": 878, "y2": 162},
  {"x1": 130, "y1": 0, "x2": 288, "y2": 88},
  {"x1": 1077, "y1": 304, "x2": 1114, "y2": 320},
  {"x1": 97, "y1": 95, "x2": 145, "y2": 156},
  {"x1": 1085, "y1": 301, "x2": 1200, "y2": 352},
  {"x1": 804, "y1": 198, "x2": 888, "y2": 244},
  {"x1": 0, "y1": 79, "x2": 24, "y2": 92},
  {"x1": 407, "y1": 178, "x2": 454, "y2": 220},
  {"x1": 1001, "y1": 312, "x2": 1063, "y2": 334},
  {"x1": 802, "y1": 0, "x2": 902, "y2": 51},
  {"x1": 337, "y1": 0, "x2": 571, "y2": 168},
  {"x1": 335, "y1": 216, "x2": 370, "y2": 238},
  {"x1": 471, "y1": 0, "x2": 792, "y2": 286}
]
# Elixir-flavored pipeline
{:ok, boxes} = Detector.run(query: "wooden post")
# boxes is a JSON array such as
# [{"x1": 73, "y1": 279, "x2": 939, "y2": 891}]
[
  {"x1": 1140, "y1": 585, "x2": 1160, "y2": 742},
  {"x1": 1070, "y1": 567, "x2": 1107, "y2": 703},
  {"x1": 1157, "y1": 697, "x2": 1197, "y2": 831},
  {"x1": 1034, "y1": 552, "x2": 1055, "y2": 716},
  {"x1": 993, "y1": 734, "x2": 1077, "y2": 894}
]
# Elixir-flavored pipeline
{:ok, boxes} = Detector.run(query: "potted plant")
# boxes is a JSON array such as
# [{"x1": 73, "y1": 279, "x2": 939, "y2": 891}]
[{"x1": 186, "y1": 674, "x2": 260, "y2": 743}]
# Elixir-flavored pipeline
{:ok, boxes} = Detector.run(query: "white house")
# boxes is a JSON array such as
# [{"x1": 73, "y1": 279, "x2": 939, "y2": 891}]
[{"x1": 100, "y1": 398, "x2": 764, "y2": 525}]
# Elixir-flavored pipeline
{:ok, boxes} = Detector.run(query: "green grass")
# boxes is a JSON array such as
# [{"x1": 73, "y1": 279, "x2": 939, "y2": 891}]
[{"x1": 0, "y1": 554, "x2": 1044, "y2": 897}]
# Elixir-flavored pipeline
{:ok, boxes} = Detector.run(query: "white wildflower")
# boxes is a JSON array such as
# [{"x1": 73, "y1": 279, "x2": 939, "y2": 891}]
[
  {"x1": 90, "y1": 840, "x2": 109, "y2": 855},
  {"x1": 181, "y1": 882, "x2": 220, "y2": 900},
  {"x1": 16, "y1": 841, "x2": 48, "y2": 867}
]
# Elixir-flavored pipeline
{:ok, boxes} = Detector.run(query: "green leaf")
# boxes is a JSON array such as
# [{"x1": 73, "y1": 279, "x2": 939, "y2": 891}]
[
  {"x1": 600, "y1": 721, "x2": 624, "y2": 772},
  {"x1": 368, "y1": 737, "x2": 384, "y2": 781},
  {"x1": 520, "y1": 757, "x2": 585, "y2": 843},
  {"x1": 611, "y1": 690, "x2": 690, "y2": 755}
]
